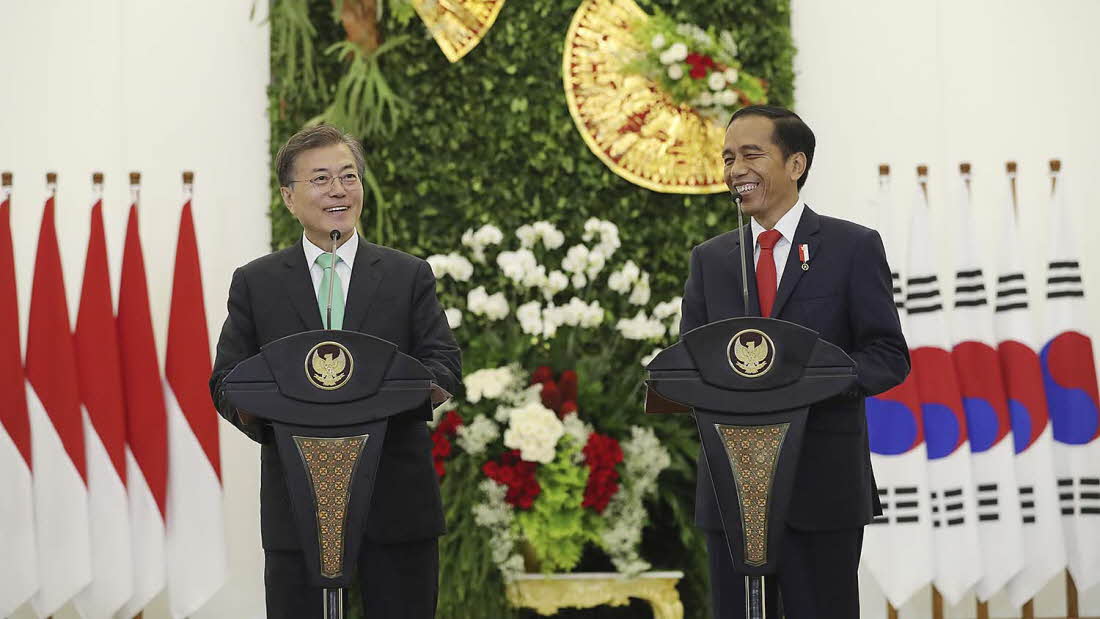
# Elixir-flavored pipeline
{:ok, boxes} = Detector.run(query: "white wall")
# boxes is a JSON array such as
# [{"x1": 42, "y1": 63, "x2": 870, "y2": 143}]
[
  {"x1": 0, "y1": 1, "x2": 271, "y2": 617},
  {"x1": 790, "y1": 0, "x2": 1100, "y2": 616}
]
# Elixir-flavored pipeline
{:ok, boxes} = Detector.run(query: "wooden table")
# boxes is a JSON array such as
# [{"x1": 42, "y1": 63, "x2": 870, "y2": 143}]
[{"x1": 506, "y1": 571, "x2": 685, "y2": 618}]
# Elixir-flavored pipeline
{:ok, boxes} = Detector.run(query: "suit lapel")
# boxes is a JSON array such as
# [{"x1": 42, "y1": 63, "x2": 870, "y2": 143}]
[
  {"x1": 283, "y1": 240, "x2": 324, "y2": 331},
  {"x1": 771, "y1": 206, "x2": 822, "y2": 318},
  {"x1": 728, "y1": 224, "x2": 762, "y2": 317},
  {"x1": 342, "y1": 237, "x2": 384, "y2": 332}
]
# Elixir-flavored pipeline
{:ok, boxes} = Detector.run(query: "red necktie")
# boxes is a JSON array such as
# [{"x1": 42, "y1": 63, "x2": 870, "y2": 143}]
[{"x1": 755, "y1": 229, "x2": 783, "y2": 317}]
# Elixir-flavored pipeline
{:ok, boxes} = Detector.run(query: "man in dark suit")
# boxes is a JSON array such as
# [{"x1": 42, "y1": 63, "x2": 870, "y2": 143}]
[
  {"x1": 680, "y1": 106, "x2": 909, "y2": 618},
  {"x1": 209, "y1": 125, "x2": 461, "y2": 618}
]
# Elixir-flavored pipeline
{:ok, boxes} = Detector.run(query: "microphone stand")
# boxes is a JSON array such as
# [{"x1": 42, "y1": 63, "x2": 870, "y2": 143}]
[
  {"x1": 732, "y1": 188, "x2": 767, "y2": 619},
  {"x1": 325, "y1": 229, "x2": 341, "y2": 330}
]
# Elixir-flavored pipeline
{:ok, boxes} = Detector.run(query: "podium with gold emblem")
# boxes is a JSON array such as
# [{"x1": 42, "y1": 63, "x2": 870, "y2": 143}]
[
  {"x1": 645, "y1": 317, "x2": 856, "y2": 619},
  {"x1": 220, "y1": 330, "x2": 437, "y2": 619}
]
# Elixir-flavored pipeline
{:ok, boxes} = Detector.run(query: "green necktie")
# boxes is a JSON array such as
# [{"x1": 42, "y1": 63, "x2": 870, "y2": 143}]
[{"x1": 315, "y1": 252, "x2": 345, "y2": 330}]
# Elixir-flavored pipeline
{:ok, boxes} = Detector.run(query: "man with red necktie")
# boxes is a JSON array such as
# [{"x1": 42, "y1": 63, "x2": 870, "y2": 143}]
[{"x1": 679, "y1": 106, "x2": 909, "y2": 618}]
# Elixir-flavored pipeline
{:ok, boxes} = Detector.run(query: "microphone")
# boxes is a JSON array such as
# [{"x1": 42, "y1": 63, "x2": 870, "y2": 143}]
[
  {"x1": 325, "y1": 229, "x2": 342, "y2": 330},
  {"x1": 731, "y1": 190, "x2": 751, "y2": 314}
]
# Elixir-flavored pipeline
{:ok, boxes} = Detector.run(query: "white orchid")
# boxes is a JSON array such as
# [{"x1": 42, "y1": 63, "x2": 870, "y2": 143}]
[
  {"x1": 615, "y1": 311, "x2": 665, "y2": 341},
  {"x1": 629, "y1": 273, "x2": 651, "y2": 306},
  {"x1": 461, "y1": 224, "x2": 504, "y2": 263},
  {"x1": 445, "y1": 308, "x2": 462, "y2": 329},
  {"x1": 464, "y1": 367, "x2": 524, "y2": 404},
  {"x1": 497, "y1": 249, "x2": 538, "y2": 283},
  {"x1": 426, "y1": 253, "x2": 474, "y2": 282},
  {"x1": 641, "y1": 347, "x2": 663, "y2": 367},
  {"x1": 653, "y1": 296, "x2": 683, "y2": 319}
]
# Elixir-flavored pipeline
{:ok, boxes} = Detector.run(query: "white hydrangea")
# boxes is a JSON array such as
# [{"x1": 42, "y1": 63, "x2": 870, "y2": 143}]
[
  {"x1": 516, "y1": 300, "x2": 543, "y2": 336},
  {"x1": 467, "y1": 286, "x2": 510, "y2": 321},
  {"x1": 426, "y1": 253, "x2": 473, "y2": 282},
  {"x1": 444, "y1": 308, "x2": 462, "y2": 329},
  {"x1": 464, "y1": 366, "x2": 523, "y2": 403},
  {"x1": 616, "y1": 311, "x2": 666, "y2": 341},
  {"x1": 462, "y1": 224, "x2": 504, "y2": 263},
  {"x1": 516, "y1": 221, "x2": 564, "y2": 250},
  {"x1": 496, "y1": 249, "x2": 538, "y2": 283},
  {"x1": 640, "y1": 347, "x2": 662, "y2": 367},
  {"x1": 628, "y1": 273, "x2": 651, "y2": 306},
  {"x1": 503, "y1": 401, "x2": 564, "y2": 463},
  {"x1": 667, "y1": 64, "x2": 684, "y2": 81},
  {"x1": 667, "y1": 41, "x2": 688, "y2": 61},
  {"x1": 708, "y1": 72, "x2": 727, "y2": 92},
  {"x1": 582, "y1": 218, "x2": 621, "y2": 258},
  {"x1": 456, "y1": 415, "x2": 500, "y2": 455}
]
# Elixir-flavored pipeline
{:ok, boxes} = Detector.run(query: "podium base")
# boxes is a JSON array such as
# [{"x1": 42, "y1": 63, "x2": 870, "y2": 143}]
[{"x1": 323, "y1": 587, "x2": 344, "y2": 619}]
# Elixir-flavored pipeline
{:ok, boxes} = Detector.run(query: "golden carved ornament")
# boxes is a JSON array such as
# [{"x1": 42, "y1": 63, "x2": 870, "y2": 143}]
[
  {"x1": 563, "y1": 0, "x2": 728, "y2": 194},
  {"x1": 294, "y1": 434, "x2": 370, "y2": 578},
  {"x1": 506, "y1": 571, "x2": 684, "y2": 619},
  {"x1": 714, "y1": 423, "x2": 789, "y2": 566},
  {"x1": 413, "y1": 0, "x2": 507, "y2": 63}
]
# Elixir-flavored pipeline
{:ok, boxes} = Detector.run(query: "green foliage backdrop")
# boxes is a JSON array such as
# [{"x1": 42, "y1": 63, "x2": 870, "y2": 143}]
[{"x1": 269, "y1": 1, "x2": 794, "y2": 616}]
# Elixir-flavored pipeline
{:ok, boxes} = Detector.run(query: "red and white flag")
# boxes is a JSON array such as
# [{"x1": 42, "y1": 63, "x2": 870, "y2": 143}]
[
  {"x1": 1039, "y1": 172, "x2": 1100, "y2": 592},
  {"x1": 906, "y1": 185, "x2": 982, "y2": 604},
  {"x1": 946, "y1": 175, "x2": 1024, "y2": 601},
  {"x1": 73, "y1": 188, "x2": 133, "y2": 618},
  {"x1": 862, "y1": 176, "x2": 935, "y2": 608},
  {"x1": 990, "y1": 175, "x2": 1065, "y2": 606},
  {"x1": 26, "y1": 191, "x2": 93, "y2": 616},
  {"x1": 116, "y1": 195, "x2": 168, "y2": 617},
  {"x1": 0, "y1": 183, "x2": 38, "y2": 616},
  {"x1": 165, "y1": 193, "x2": 227, "y2": 617}
]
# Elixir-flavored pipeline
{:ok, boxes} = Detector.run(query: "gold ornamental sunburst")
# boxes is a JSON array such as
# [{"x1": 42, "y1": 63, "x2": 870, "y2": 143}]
[
  {"x1": 562, "y1": 0, "x2": 727, "y2": 194},
  {"x1": 413, "y1": 0, "x2": 507, "y2": 63}
]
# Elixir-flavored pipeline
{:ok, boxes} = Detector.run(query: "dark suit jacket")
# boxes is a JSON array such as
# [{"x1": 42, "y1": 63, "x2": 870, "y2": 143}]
[
  {"x1": 209, "y1": 236, "x2": 462, "y2": 549},
  {"x1": 681, "y1": 206, "x2": 908, "y2": 532}
]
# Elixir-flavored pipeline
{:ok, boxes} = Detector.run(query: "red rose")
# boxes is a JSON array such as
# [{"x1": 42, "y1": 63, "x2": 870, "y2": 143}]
[
  {"x1": 483, "y1": 450, "x2": 542, "y2": 509},
  {"x1": 432, "y1": 432, "x2": 451, "y2": 459},
  {"x1": 540, "y1": 381, "x2": 562, "y2": 413},
  {"x1": 531, "y1": 365, "x2": 554, "y2": 385},
  {"x1": 437, "y1": 410, "x2": 463, "y2": 436},
  {"x1": 583, "y1": 433, "x2": 624, "y2": 471},
  {"x1": 701, "y1": 54, "x2": 716, "y2": 68},
  {"x1": 558, "y1": 370, "x2": 578, "y2": 402},
  {"x1": 560, "y1": 400, "x2": 578, "y2": 418},
  {"x1": 689, "y1": 64, "x2": 708, "y2": 79},
  {"x1": 685, "y1": 52, "x2": 703, "y2": 66}
]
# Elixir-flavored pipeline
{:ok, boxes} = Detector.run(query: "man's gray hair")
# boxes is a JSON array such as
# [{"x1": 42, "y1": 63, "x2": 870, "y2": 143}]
[{"x1": 274, "y1": 125, "x2": 366, "y2": 187}]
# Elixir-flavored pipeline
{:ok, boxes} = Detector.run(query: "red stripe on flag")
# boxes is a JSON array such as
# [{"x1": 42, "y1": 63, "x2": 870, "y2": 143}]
[
  {"x1": 117, "y1": 204, "x2": 168, "y2": 517},
  {"x1": 74, "y1": 199, "x2": 129, "y2": 482},
  {"x1": 165, "y1": 201, "x2": 221, "y2": 479},
  {"x1": 26, "y1": 196, "x2": 86, "y2": 481},
  {"x1": 0, "y1": 195, "x2": 31, "y2": 467}
]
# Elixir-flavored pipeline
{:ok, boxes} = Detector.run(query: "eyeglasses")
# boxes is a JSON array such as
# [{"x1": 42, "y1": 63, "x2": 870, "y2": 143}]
[{"x1": 288, "y1": 172, "x2": 361, "y2": 190}]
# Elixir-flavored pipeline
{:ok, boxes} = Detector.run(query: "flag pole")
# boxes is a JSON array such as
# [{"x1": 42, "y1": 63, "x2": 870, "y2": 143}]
[
  {"x1": 1011, "y1": 164, "x2": 1033, "y2": 614},
  {"x1": 878, "y1": 162, "x2": 900, "y2": 619},
  {"x1": 915, "y1": 164, "x2": 948, "y2": 619},
  {"x1": 127, "y1": 169, "x2": 144, "y2": 619},
  {"x1": 1049, "y1": 157, "x2": 1080, "y2": 619}
]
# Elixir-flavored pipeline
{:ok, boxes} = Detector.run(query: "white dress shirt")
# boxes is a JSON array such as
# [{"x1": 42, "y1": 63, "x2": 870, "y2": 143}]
[
  {"x1": 751, "y1": 200, "x2": 806, "y2": 290},
  {"x1": 302, "y1": 233, "x2": 357, "y2": 306}
]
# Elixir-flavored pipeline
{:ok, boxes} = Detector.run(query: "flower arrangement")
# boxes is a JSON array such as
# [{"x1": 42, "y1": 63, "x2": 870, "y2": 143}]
[
  {"x1": 623, "y1": 10, "x2": 768, "y2": 124},
  {"x1": 427, "y1": 219, "x2": 679, "y2": 580}
]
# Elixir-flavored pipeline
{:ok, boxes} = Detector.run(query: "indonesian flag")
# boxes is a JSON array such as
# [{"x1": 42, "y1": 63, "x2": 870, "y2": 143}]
[
  {"x1": 905, "y1": 186, "x2": 983, "y2": 604},
  {"x1": 26, "y1": 194, "x2": 92, "y2": 616},
  {"x1": 1040, "y1": 173, "x2": 1100, "y2": 592},
  {"x1": 862, "y1": 177, "x2": 935, "y2": 608},
  {"x1": 73, "y1": 193, "x2": 134, "y2": 618},
  {"x1": 946, "y1": 176, "x2": 1024, "y2": 601},
  {"x1": 0, "y1": 187, "x2": 37, "y2": 616},
  {"x1": 990, "y1": 176, "x2": 1066, "y2": 606},
  {"x1": 116, "y1": 201, "x2": 168, "y2": 617},
  {"x1": 165, "y1": 197, "x2": 227, "y2": 617}
]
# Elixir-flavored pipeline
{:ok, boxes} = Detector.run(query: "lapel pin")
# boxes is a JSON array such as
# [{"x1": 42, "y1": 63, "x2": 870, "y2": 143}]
[{"x1": 798, "y1": 243, "x2": 810, "y2": 271}]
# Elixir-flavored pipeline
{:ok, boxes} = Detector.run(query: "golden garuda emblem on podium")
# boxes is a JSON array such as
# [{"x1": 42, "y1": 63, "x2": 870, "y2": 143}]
[
  {"x1": 728, "y1": 329, "x2": 775, "y2": 378},
  {"x1": 563, "y1": 0, "x2": 767, "y2": 194},
  {"x1": 306, "y1": 342, "x2": 354, "y2": 390}
]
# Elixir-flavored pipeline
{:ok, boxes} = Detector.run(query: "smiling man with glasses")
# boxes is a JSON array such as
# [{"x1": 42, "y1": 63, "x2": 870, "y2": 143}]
[{"x1": 209, "y1": 124, "x2": 462, "y2": 618}]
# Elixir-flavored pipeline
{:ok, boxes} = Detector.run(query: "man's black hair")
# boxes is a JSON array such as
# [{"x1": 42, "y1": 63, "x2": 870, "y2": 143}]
[{"x1": 728, "y1": 105, "x2": 815, "y2": 190}]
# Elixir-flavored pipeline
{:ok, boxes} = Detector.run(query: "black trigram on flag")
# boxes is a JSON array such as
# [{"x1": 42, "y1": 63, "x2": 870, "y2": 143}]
[
  {"x1": 1046, "y1": 261, "x2": 1084, "y2": 300},
  {"x1": 976, "y1": 483, "x2": 1001, "y2": 522},
  {"x1": 1019, "y1": 486, "x2": 1037, "y2": 524},
  {"x1": 1058, "y1": 477, "x2": 1100, "y2": 516},
  {"x1": 954, "y1": 269, "x2": 987, "y2": 309},
  {"x1": 872, "y1": 486, "x2": 922, "y2": 525},
  {"x1": 930, "y1": 488, "x2": 969, "y2": 527},
  {"x1": 892, "y1": 271, "x2": 904, "y2": 310},
  {"x1": 907, "y1": 274, "x2": 942, "y2": 315},
  {"x1": 995, "y1": 272, "x2": 1029, "y2": 313}
]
